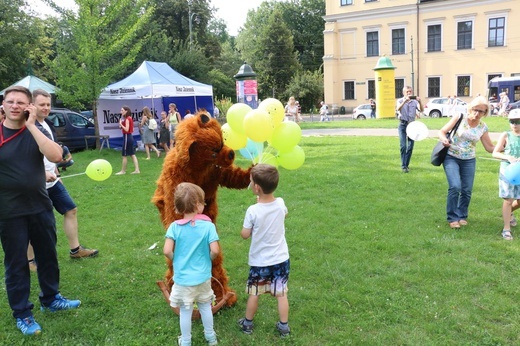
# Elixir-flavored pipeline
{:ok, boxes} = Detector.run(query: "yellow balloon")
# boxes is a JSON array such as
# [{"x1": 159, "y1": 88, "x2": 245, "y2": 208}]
[
  {"x1": 221, "y1": 123, "x2": 247, "y2": 150},
  {"x1": 226, "y1": 103, "x2": 252, "y2": 134},
  {"x1": 86, "y1": 159, "x2": 112, "y2": 181},
  {"x1": 253, "y1": 152, "x2": 278, "y2": 167},
  {"x1": 277, "y1": 145, "x2": 305, "y2": 170},
  {"x1": 258, "y1": 98, "x2": 285, "y2": 128},
  {"x1": 243, "y1": 109, "x2": 274, "y2": 142},
  {"x1": 270, "y1": 121, "x2": 302, "y2": 153}
]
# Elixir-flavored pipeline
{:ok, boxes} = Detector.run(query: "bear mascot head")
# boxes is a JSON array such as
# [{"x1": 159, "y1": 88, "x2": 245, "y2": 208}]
[{"x1": 153, "y1": 111, "x2": 251, "y2": 312}]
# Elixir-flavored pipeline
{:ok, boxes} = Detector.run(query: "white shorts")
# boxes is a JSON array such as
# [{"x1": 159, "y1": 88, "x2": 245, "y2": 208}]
[{"x1": 169, "y1": 279, "x2": 215, "y2": 309}]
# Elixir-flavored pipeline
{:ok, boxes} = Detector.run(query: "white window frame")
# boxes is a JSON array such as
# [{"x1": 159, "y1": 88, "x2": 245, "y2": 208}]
[{"x1": 423, "y1": 18, "x2": 445, "y2": 53}]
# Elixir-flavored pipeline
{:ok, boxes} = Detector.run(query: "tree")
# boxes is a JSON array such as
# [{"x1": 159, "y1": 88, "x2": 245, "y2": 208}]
[
  {"x1": 45, "y1": 0, "x2": 154, "y2": 142},
  {"x1": 0, "y1": 0, "x2": 39, "y2": 86},
  {"x1": 253, "y1": 10, "x2": 301, "y2": 99},
  {"x1": 284, "y1": 70, "x2": 323, "y2": 113}
]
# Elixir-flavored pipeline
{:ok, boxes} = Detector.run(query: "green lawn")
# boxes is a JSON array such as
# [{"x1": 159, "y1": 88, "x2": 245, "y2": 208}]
[{"x1": 1, "y1": 121, "x2": 519, "y2": 345}]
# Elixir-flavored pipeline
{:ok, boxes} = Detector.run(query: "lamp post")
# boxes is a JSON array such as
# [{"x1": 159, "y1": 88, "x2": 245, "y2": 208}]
[{"x1": 188, "y1": 0, "x2": 199, "y2": 50}]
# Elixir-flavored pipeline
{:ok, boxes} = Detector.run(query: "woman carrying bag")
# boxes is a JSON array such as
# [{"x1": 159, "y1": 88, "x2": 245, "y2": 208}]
[{"x1": 438, "y1": 96, "x2": 495, "y2": 229}]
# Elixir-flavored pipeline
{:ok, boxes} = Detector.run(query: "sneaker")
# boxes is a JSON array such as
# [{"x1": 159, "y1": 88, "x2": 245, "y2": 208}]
[
  {"x1": 41, "y1": 293, "x2": 81, "y2": 312},
  {"x1": 276, "y1": 321, "x2": 291, "y2": 337},
  {"x1": 70, "y1": 245, "x2": 99, "y2": 259},
  {"x1": 16, "y1": 316, "x2": 41, "y2": 335},
  {"x1": 238, "y1": 318, "x2": 254, "y2": 335},
  {"x1": 511, "y1": 214, "x2": 517, "y2": 227},
  {"x1": 205, "y1": 332, "x2": 218, "y2": 346}
]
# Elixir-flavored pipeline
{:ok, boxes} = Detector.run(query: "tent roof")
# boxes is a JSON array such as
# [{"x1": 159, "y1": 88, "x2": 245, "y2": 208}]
[
  {"x1": 99, "y1": 61, "x2": 213, "y2": 99},
  {"x1": 117, "y1": 61, "x2": 209, "y2": 87},
  {"x1": 0, "y1": 75, "x2": 57, "y2": 95}
]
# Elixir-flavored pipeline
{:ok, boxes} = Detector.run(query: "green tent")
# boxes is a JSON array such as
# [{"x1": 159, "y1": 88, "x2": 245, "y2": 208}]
[{"x1": 0, "y1": 75, "x2": 57, "y2": 95}]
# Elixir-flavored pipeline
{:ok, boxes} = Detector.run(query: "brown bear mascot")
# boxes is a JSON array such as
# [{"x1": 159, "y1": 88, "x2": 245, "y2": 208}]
[{"x1": 153, "y1": 111, "x2": 251, "y2": 310}]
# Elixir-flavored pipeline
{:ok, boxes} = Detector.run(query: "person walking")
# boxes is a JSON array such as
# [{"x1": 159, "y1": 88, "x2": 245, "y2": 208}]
[
  {"x1": 438, "y1": 96, "x2": 495, "y2": 229},
  {"x1": 238, "y1": 164, "x2": 291, "y2": 338},
  {"x1": 396, "y1": 86, "x2": 423, "y2": 173},
  {"x1": 116, "y1": 106, "x2": 140, "y2": 175},
  {"x1": 139, "y1": 106, "x2": 160, "y2": 159},
  {"x1": 163, "y1": 182, "x2": 219, "y2": 346},
  {"x1": 168, "y1": 103, "x2": 181, "y2": 148},
  {"x1": 0, "y1": 86, "x2": 81, "y2": 336},
  {"x1": 158, "y1": 110, "x2": 170, "y2": 154}
]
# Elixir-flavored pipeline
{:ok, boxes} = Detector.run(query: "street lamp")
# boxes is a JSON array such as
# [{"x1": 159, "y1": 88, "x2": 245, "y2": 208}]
[{"x1": 188, "y1": 0, "x2": 199, "y2": 50}]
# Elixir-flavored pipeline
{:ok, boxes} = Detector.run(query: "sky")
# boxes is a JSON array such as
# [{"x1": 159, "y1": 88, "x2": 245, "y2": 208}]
[{"x1": 25, "y1": 0, "x2": 266, "y2": 36}]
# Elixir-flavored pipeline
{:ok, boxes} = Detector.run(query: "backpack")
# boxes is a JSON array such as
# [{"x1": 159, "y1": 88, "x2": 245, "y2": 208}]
[{"x1": 148, "y1": 118, "x2": 158, "y2": 130}]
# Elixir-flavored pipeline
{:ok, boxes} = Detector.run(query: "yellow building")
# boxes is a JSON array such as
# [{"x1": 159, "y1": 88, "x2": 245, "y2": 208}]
[{"x1": 323, "y1": 0, "x2": 520, "y2": 113}]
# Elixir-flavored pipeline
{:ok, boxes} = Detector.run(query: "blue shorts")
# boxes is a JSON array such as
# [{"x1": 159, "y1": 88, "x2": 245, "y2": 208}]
[
  {"x1": 47, "y1": 181, "x2": 77, "y2": 215},
  {"x1": 246, "y1": 259, "x2": 290, "y2": 297},
  {"x1": 122, "y1": 133, "x2": 135, "y2": 156}
]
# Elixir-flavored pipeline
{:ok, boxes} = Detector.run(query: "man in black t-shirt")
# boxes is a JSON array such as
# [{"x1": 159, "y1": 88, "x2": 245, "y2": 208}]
[{"x1": 0, "y1": 86, "x2": 81, "y2": 336}]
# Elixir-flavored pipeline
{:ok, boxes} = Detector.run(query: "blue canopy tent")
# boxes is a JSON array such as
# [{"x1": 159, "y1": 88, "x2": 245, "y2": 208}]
[{"x1": 97, "y1": 61, "x2": 214, "y2": 148}]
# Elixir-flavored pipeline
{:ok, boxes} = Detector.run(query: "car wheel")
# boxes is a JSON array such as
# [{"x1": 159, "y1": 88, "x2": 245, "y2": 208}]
[
  {"x1": 357, "y1": 115, "x2": 366, "y2": 120},
  {"x1": 430, "y1": 110, "x2": 441, "y2": 118}
]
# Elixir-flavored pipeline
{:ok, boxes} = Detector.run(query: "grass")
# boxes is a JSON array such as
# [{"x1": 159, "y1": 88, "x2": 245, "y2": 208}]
[{"x1": 1, "y1": 119, "x2": 520, "y2": 345}]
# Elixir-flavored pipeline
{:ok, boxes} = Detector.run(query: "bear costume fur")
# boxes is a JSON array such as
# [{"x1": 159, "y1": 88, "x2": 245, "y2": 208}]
[{"x1": 153, "y1": 111, "x2": 251, "y2": 308}]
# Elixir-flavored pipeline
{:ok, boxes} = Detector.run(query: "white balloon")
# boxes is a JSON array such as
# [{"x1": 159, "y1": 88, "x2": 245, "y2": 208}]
[{"x1": 406, "y1": 121, "x2": 429, "y2": 141}]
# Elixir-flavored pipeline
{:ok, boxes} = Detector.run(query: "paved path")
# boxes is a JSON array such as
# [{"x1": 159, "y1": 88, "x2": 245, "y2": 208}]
[{"x1": 301, "y1": 128, "x2": 502, "y2": 141}]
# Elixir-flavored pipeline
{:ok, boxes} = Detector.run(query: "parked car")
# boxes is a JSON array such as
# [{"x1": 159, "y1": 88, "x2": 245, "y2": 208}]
[
  {"x1": 352, "y1": 104, "x2": 372, "y2": 120},
  {"x1": 424, "y1": 97, "x2": 467, "y2": 118},
  {"x1": 48, "y1": 108, "x2": 96, "y2": 150}
]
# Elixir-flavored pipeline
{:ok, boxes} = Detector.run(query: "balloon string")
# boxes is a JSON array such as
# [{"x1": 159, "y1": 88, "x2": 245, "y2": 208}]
[{"x1": 60, "y1": 172, "x2": 87, "y2": 179}]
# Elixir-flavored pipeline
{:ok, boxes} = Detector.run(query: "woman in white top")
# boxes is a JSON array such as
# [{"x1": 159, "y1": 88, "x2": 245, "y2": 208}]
[{"x1": 284, "y1": 96, "x2": 298, "y2": 122}]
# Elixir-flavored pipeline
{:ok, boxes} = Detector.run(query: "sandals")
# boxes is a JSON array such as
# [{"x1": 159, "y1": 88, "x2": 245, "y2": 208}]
[
  {"x1": 502, "y1": 230, "x2": 513, "y2": 241},
  {"x1": 449, "y1": 221, "x2": 460, "y2": 229}
]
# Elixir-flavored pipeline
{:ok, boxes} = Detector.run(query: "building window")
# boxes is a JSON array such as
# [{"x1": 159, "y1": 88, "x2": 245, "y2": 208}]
[
  {"x1": 344, "y1": 81, "x2": 355, "y2": 100},
  {"x1": 457, "y1": 76, "x2": 471, "y2": 96},
  {"x1": 395, "y1": 79, "x2": 404, "y2": 99},
  {"x1": 368, "y1": 80, "x2": 375, "y2": 99},
  {"x1": 340, "y1": 0, "x2": 353, "y2": 5},
  {"x1": 392, "y1": 29, "x2": 405, "y2": 55},
  {"x1": 366, "y1": 31, "x2": 379, "y2": 57},
  {"x1": 365, "y1": 0, "x2": 377, "y2": 2},
  {"x1": 457, "y1": 21, "x2": 472, "y2": 49},
  {"x1": 488, "y1": 17, "x2": 505, "y2": 47},
  {"x1": 428, "y1": 77, "x2": 440, "y2": 98},
  {"x1": 427, "y1": 25, "x2": 441, "y2": 52}
]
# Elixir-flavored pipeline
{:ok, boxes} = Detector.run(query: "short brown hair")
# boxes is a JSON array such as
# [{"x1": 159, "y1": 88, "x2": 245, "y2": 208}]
[
  {"x1": 32, "y1": 88, "x2": 51, "y2": 100},
  {"x1": 4, "y1": 86, "x2": 32, "y2": 102},
  {"x1": 174, "y1": 182, "x2": 205, "y2": 214},
  {"x1": 251, "y1": 164, "x2": 279, "y2": 194}
]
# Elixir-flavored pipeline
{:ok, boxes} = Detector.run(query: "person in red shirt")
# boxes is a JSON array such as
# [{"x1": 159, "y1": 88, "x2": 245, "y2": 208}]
[{"x1": 115, "y1": 106, "x2": 140, "y2": 175}]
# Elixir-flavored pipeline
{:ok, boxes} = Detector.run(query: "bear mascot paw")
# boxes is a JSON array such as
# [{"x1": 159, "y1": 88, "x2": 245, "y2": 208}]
[{"x1": 153, "y1": 111, "x2": 251, "y2": 314}]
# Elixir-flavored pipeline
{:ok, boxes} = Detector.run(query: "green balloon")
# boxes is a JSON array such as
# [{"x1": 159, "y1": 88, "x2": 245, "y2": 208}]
[
  {"x1": 86, "y1": 159, "x2": 112, "y2": 181},
  {"x1": 277, "y1": 146, "x2": 305, "y2": 170},
  {"x1": 270, "y1": 121, "x2": 302, "y2": 153},
  {"x1": 226, "y1": 103, "x2": 252, "y2": 134}
]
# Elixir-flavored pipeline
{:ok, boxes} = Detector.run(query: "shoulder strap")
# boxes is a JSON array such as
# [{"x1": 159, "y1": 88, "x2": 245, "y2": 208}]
[{"x1": 447, "y1": 114, "x2": 464, "y2": 139}]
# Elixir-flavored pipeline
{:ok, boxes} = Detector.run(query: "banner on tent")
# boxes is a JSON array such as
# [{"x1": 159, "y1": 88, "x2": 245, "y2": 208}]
[{"x1": 97, "y1": 98, "x2": 161, "y2": 139}]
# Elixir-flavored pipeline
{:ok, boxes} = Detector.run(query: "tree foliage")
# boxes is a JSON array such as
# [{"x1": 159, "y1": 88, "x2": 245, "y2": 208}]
[{"x1": 284, "y1": 70, "x2": 323, "y2": 113}]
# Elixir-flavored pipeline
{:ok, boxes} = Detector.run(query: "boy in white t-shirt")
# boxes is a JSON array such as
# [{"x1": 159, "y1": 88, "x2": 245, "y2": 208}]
[{"x1": 238, "y1": 164, "x2": 291, "y2": 337}]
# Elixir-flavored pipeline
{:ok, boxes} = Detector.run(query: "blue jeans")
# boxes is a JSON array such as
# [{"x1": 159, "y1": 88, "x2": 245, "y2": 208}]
[
  {"x1": 0, "y1": 210, "x2": 60, "y2": 319},
  {"x1": 443, "y1": 154, "x2": 476, "y2": 222},
  {"x1": 398, "y1": 121, "x2": 414, "y2": 169}
]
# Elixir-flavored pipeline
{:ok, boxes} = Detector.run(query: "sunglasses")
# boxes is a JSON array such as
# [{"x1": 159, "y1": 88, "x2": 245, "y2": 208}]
[{"x1": 509, "y1": 119, "x2": 520, "y2": 125}]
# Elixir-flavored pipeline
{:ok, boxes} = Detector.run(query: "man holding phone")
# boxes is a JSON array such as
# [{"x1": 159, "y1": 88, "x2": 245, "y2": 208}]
[{"x1": 396, "y1": 86, "x2": 423, "y2": 173}]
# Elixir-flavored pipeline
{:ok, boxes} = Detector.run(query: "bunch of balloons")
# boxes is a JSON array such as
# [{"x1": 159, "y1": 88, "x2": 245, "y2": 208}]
[{"x1": 222, "y1": 99, "x2": 305, "y2": 170}]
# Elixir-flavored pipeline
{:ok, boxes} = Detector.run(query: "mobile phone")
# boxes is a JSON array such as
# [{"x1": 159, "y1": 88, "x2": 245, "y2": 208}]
[
  {"x1": 409, "y1": 96, "x2": 417, "y2": 100},
  {"x1": 23, "y1": 110, "x2": 30, "y2": 120}
]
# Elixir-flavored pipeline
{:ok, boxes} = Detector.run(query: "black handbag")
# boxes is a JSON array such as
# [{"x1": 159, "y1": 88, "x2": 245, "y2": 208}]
[{"x1": 431, "y1": 114, "x2": 463, "y2": 166}]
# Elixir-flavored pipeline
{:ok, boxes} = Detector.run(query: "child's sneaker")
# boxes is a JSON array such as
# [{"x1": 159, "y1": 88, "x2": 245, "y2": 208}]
[
  {"x1": 238, "y1": 318, "x2": 254, "y2": 335},
  {"x1": 41, "y1": 293, "x2": 81, "y2": 312},
  {"x1": 16, "y1": 316, "x2": 41, "y2": 335},
  {"x1": 205, "y1": 331, "x2": 218, "y2": 346},
  {"x1": 511, "y1": 214, "x2": 517, "y2": 227},
  {"x1": 276, "y1": 321, "x2": 291, "y2": 337}
]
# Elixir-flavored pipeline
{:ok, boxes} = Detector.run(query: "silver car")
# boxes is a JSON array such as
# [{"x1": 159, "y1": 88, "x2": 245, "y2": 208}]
[
  {"x1": 424, "y1": 97, "x2": 467, "y2": 118},
  {"x1": 352, "y1": 104, "x2": 373, "y2": 120}
]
